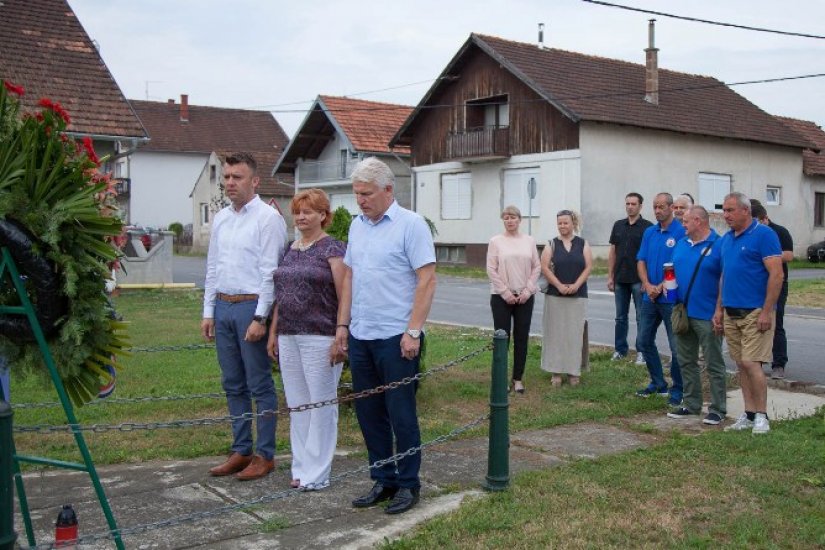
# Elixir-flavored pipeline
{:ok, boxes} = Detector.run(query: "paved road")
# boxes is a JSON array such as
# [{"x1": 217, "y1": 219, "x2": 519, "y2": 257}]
[{"x1": 173, "y1": 255, "x2": 825, "y2": 384}]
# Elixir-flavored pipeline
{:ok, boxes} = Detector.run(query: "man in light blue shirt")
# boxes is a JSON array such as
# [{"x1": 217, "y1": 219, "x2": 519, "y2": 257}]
[{"x1": 335, "y1": 157, "x2": 436, "y2": 515}]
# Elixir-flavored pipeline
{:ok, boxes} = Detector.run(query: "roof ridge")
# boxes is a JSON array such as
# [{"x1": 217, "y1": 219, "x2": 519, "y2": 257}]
[
  {"x1": 472, "y1": 32, "x2": 719, "y2": 82},
  {"x1": 319, "y1": 94, "x2": 413, "y2": 109}
]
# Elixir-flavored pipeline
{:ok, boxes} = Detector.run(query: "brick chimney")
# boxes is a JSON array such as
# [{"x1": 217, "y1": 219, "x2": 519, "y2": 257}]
[
  {"x1": 644, "y1": 19, "x2": 659, "y2": 105},
  {"x1": 167, "y1": 98, "x2": 174, "y2": 105},
  {"x1": 180, "y1": 94, "x2": 189, "y2": 122}
]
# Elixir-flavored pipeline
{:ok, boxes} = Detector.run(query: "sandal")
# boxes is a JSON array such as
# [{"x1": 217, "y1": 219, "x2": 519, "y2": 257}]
[
  {"x1": 513, "y1": 380, "x2": 525, "y2": 394},
  {"x1": 551, "y1": 375, "x2": 562, "y2": 387},
  {"x1": 290, "y1": 479, "x2": 301, "y2": 489}
]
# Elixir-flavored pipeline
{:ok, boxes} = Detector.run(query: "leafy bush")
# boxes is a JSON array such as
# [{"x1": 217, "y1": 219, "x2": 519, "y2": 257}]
[
  {"x1": 168, "y1": 222, "x2": 184, "y2": 239},
  {"x1": 327, "y1": 206, "x2": 353, "y2": 242}
]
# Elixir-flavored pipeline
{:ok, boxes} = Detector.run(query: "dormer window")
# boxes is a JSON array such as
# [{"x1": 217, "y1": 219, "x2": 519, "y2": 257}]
[{"x1": 465, "y1": 94, "x2": 509, "y2": 131}]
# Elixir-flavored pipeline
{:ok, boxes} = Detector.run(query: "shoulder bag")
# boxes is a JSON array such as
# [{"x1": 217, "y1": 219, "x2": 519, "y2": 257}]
[
  {"x1": 539, "y1": 238, "x2": 556, "y2": 294},
  {"x1": 671, "y1": 239, "x2": 714, "y2": 335}
]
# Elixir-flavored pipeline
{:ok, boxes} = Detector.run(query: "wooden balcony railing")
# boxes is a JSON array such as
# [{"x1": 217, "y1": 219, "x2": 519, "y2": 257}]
[{"x1": 446, "y1": 127, "x2": 510, "y2": 161}]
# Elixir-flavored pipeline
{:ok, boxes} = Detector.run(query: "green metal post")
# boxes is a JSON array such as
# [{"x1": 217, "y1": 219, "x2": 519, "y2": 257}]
[
  {"x1": 484, "y1": 329, "x2": 510, "y2": 491},
  {"x1": 0, "y1": 400, "x2": 16, "y2": 550}
]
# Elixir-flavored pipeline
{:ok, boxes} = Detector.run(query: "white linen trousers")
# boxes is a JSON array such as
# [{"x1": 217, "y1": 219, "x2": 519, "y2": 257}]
[{"x1": 278, "y1": 334, "x2": 342, "y2": 488}]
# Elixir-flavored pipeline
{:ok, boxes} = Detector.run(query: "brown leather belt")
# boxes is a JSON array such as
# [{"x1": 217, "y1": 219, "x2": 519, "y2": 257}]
[{"x1": 217, "y1": 292, "x2": 258, "y2": 303}]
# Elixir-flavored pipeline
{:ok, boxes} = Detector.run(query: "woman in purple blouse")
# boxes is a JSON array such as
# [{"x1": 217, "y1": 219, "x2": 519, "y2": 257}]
[{"x1": 267, "y1": 189, "x2": 346, "y2": 490}]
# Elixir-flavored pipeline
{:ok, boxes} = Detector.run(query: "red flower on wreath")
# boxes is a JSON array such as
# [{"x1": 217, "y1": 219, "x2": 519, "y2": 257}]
[
  {"x1": 37, "y1": 97, "x2": 71, "y2": 124},
  {"x1": 81, "y1": 136, "x2": 100, "y2": 166},
  {"x1": 3, "y1": 80, "x2": 25, "y2": 96}
]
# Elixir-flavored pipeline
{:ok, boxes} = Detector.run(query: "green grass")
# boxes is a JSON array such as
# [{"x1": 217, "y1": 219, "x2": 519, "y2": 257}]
[
  {"x1": 789, "y1": 259, "x2": 825, "y2": 270},
  {"x1": 385, "y1": 413, "x2": 825, "y2": 549},
  {"x1": 11, "y1": 289, "x2": 666, "y2": 466},
  {"x1": 787, "y1": 278, "x2": 825, "y2": 308},
  {"x1": 11, "y1": 288, "x2": 825, "y2": 548}
]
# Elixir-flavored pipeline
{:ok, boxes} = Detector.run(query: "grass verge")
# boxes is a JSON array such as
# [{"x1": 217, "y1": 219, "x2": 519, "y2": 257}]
[
  {"x1": 13, "y1": 289, "x2": 668, "y2": 465},
  {"x1": 787, "y1": 278, "x2": 825, "y2": 308},
  {"x1": 385, "y1": 413, "x2": 825, "y2": 549}
]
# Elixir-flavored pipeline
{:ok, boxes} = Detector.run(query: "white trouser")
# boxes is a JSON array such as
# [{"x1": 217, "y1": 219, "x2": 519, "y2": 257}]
[{"x1": 278, "y1": 334, "x2": 342, "y2": 487}]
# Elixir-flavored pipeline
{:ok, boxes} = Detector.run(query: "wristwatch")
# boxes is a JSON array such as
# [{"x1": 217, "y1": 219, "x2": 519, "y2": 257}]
[
  {"x1": 253, "y1": 315, "x2": 267, "y2": 326},
  {"x1": 405, "y1": 328, "x2": 422, "y2": 339}
]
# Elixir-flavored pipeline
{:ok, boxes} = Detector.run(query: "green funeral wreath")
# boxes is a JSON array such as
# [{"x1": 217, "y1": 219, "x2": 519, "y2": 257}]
[{"x1": 0, "y1": 79, "x2": 129, "y2": 405}]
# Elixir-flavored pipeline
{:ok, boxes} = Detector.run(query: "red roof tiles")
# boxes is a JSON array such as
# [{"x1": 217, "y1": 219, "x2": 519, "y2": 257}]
[
  {"x1": 777, "y1": 116, "x2": 825, "y2": 176},
  {"x1": 319, "y1": 95, "x2": 412, "y2": 155},
  {"x1": 0, "y1": 0, "x2": 146, "y2": 139},
  {"x1": 131, "y1": 99, "x2": 288, "y2": 155},
  {"x1": 276, "y1": 95, "x2": 411, "y2": 174}
]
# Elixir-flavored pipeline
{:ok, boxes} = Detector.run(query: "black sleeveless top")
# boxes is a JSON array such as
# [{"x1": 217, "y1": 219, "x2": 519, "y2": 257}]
[{"x1": 546, "y1": 236, "x2": 588, "y2": 298}]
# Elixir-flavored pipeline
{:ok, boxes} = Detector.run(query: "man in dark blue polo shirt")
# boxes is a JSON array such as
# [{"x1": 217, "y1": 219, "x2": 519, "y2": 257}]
[
  {"x1": 667, "y1": 205, "x2": 726, "y2": 424},
  {"x1": 635, "y1": 192, "x2": 686, "y2": 405},
  {"x1": 608, "y1": 192, "x2": 653, "y2": 363},
  {"x1": 713, "y1": 192, "x2": 782, "y2": 434}
]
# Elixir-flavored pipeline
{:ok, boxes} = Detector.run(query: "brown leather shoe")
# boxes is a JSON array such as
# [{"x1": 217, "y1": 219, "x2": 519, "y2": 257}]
[
  {"x1": 208, "y1": 452, "x2": 252, "y2": 477},
  {"x1": 235, "y1": 455, "x2": 275, "y2": 481}
]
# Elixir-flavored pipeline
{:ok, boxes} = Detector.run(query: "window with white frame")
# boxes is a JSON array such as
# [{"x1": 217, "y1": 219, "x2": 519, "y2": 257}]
[
  {"x1": 766, "y1": 186, "x2": 781, "y2": 205},
  {"x1": 697, "y1": 173, "x2": 731, "y2": 212},
  {"x1": 200, "y1": 203, "x2": 209, "y2": 225},
  {"x1": 330, "y1": 193, "x2": 359, "y2": 215},
  {"x1": 503, "y1": 168, "x2": 540, "y2": 217},
  {"x1": 441, "y1": 173, "x2": 472, "y2": 219}
]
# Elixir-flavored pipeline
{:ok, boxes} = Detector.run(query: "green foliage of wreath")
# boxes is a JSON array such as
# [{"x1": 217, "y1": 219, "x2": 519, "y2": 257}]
[{"x1": 0, "y1": 80, "x2": 129, "y2": 406}]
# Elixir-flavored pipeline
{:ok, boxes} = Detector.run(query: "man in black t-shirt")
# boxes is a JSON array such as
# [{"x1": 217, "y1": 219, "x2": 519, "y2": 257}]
[
  {"x1": 751, "y1": 203, "x2": 793, "y2": 379},
  {"x1": 608, "y1": 192, "x2": 653, "y2": 363}
]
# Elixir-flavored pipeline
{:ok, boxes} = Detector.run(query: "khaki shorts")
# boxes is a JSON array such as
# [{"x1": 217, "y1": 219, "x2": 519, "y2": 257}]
[{"x1": 724, "y1": 308, "x2": 775, "y2": 364}]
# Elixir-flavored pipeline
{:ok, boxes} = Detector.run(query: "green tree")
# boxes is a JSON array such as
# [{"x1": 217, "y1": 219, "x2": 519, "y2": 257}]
[{"x1": 327, "y1": 206, "x2": 353, "y2": 242}]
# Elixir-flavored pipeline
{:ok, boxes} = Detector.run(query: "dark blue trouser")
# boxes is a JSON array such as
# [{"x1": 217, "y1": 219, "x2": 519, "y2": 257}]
[
  {"x1": 613, "y1": 282, "x2": 643, "y2": 356},
  {"x1": 349, "y1": 333, "x2": 421, "y2": 490},
  {"x1": 215, "y1": 299, "x2": 277, "y2": 460},
  {"x1": 638, "y1": 300, "x2": 682, "y2": 399},
  {"x1": 772, "y1": 280, "x2": 788, "y2": 368}
]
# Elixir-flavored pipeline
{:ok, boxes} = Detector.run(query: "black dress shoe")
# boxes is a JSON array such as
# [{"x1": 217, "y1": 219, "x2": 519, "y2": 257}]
[
  {"x1": 351, "y1": 482, "x2": 397, "y2": 508},
  {"x1": 385, "y1": 487, "x2": 419, "y2": 515}
]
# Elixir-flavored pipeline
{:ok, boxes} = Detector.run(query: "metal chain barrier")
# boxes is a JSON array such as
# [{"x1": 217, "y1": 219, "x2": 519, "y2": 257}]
[
  {"x1": 13, "y1": 345, "x2": 491, "y2": 435},
  {"x1": 22, "y1": 413, "x2": 490, "y2": 549}
]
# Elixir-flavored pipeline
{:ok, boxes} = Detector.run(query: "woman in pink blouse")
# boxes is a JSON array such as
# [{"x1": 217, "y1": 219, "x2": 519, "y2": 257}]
[{"x1": 486, "y1": 206, "x2": 541, "y2": 393}]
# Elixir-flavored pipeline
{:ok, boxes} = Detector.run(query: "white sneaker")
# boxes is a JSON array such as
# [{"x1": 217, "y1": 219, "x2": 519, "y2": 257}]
[
  {"x1": 635, "y1": 353, "x2": 646, "y2": 365},
  {"x1": 724, "y1": 413, "x2": 754, "y2": 432},
  {"x1": 752, "y1": 413, "x2": 770, "y2": 434},
  {"x1": 610, "y1": 351, "x2": 625, "y2": 361}
]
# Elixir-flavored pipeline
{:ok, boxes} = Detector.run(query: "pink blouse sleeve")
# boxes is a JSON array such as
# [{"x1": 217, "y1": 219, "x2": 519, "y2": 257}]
[{"x1": 486, "y1": 238, "x2": 508, "y2": 295}]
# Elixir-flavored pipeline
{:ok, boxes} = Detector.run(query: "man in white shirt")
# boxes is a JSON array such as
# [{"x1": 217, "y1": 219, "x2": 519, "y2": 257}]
[{"x1": 201, "y1": 152, "x2": 286, "y2": 480}]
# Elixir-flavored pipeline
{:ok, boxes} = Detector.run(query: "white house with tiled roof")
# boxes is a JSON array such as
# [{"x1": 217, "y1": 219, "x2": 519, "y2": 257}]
[
  {"x1": 391, "y1": 31, "x2": 817, "y2": 264},
  {"x1": 273, "y1": 95, "x2": 413, "y2": 212},
  {"x1": 129, "y1": 95, "x2": 290, "y2": 235}
]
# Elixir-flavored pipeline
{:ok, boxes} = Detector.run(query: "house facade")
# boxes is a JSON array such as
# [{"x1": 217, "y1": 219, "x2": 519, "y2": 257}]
[
  {"x1": 777, "y1": 117, "x2": 825, "y2": 248},
  {"x1": 130, "y1": 96, "x2": 290, "y2": 230},
  {"x1": 0, "y1": 0, "x2": 148, "y2": 219},
  {"x1": 189, "y1": 150, "x2": 292, "y2": 252},
  {"x1": 392, "y1": 32, "x2": 815, "y2": 265},
  {"x1": 274, "y1": 95, "x2": 413, "y2": 213}
]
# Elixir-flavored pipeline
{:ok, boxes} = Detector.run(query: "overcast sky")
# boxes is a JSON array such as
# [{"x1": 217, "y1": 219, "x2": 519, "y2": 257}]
[{"x1": 68, "y1": 0, "x2": 824, "y2": 138}]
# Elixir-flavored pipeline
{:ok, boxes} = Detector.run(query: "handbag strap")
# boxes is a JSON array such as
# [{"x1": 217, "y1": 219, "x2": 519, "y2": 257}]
[{"x1": 683, "y1": 238, "x2": 715, "y2": 306}]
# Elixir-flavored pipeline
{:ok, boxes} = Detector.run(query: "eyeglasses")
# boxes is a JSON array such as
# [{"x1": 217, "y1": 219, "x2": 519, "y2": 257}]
[{"x1": 557, "y1": 210, "x2": 573, "y2": 217}]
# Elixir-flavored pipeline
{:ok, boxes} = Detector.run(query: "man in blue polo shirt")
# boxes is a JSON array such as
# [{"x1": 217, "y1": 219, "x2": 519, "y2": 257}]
[
  {"x1": 335, "y1": 157, "x2": 437, "y2": 514},
  {"x1": 635, "y1": 192, "x2": 685, "y2": 404},
  {"x1": 666, "y1": 205, "x2": 726, "y2": 424},
  {"x1": 713, "y1": 192, "x2": 782, "y2": 434}
]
